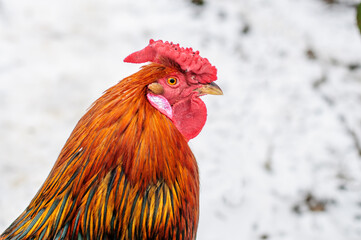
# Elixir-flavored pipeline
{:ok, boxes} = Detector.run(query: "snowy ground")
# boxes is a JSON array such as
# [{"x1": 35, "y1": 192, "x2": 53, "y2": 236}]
[{"x1": 1, "y1": 0, "x2": 361, "y2": 239}]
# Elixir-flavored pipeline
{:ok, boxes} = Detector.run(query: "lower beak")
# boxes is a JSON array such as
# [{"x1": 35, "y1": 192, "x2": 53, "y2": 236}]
[{"x1": 196, "y1": 82, "x2": 223, "y2": 96}]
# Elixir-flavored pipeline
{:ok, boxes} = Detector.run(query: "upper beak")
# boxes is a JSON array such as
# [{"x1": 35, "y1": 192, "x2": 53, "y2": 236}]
[{"x1": 196, "y1": 82, "x2": 223, "y2": 96}]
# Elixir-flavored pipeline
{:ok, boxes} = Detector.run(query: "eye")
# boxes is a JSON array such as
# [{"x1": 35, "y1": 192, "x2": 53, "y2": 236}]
[{"x1": 167, "y1": 77, "x2": 178, "y2": 86}]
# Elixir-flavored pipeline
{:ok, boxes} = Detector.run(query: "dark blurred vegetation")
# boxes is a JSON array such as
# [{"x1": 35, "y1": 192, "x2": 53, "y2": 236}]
[{"x1": 191, "y1": 0, "x2": 205, "y2": 6}]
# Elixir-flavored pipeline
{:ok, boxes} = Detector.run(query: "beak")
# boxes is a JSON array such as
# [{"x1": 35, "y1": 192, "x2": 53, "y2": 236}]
[{"x1": 196, "y1": 82, "x2": 223, "y2": 96}]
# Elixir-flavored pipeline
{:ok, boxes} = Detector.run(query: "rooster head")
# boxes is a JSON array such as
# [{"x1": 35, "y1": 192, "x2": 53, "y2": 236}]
[{"x1": 124, "y1": 39, "x2": 222, "y2": 141}]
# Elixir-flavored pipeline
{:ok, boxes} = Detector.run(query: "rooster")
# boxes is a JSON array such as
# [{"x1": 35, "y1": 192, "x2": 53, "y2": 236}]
[{"x1": 1, "y1": 39, "x2": 222, "y2": 240}]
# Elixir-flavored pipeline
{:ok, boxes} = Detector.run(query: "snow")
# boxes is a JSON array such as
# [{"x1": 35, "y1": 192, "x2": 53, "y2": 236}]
[{"x1": 1, "y1": 0, "x2": 361, "y2": 239}]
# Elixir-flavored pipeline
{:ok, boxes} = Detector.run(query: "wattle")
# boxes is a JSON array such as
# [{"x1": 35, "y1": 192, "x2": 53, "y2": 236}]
[
  {"x1": 146, "y1": 93, "x2": 207, "y2": 141},
  {"x1": 171, "y1": 96, "x2": 207, "y2": 141}
]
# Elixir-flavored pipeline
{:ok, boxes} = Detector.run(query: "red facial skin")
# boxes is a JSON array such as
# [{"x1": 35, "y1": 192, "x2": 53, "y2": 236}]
[
  {"x1": 151, "y1": 72, "x2": 208, "y2": 141},
  {"x1": 125, "y1": 39, "x2": 218, "y2": 141}
]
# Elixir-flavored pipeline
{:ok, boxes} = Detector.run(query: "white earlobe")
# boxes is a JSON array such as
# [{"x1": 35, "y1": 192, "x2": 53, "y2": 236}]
[{"x1": 147, "y1": 93, "x2": 173, "y2": 119}]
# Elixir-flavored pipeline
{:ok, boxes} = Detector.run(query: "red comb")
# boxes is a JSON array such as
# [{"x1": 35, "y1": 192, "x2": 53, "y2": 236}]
[{"x1": 124, "y1": 39, "x2": 217, "y2": 83}]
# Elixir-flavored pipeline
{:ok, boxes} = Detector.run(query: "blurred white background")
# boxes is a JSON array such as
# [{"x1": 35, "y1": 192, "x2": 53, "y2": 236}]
[{"x1": 1, "y1": 0, "x2": 361, "y2": 239}]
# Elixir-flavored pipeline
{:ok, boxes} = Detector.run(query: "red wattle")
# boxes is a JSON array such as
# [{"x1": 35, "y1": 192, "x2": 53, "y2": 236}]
[{"x1": 172, "y1": 97, "x2": 207, "y2": 141}]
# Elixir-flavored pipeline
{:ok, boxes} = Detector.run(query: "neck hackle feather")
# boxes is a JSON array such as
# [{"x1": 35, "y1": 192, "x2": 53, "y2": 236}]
[{"x1": 1, "y1": 63, "x2": 199, "y2": 240}]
